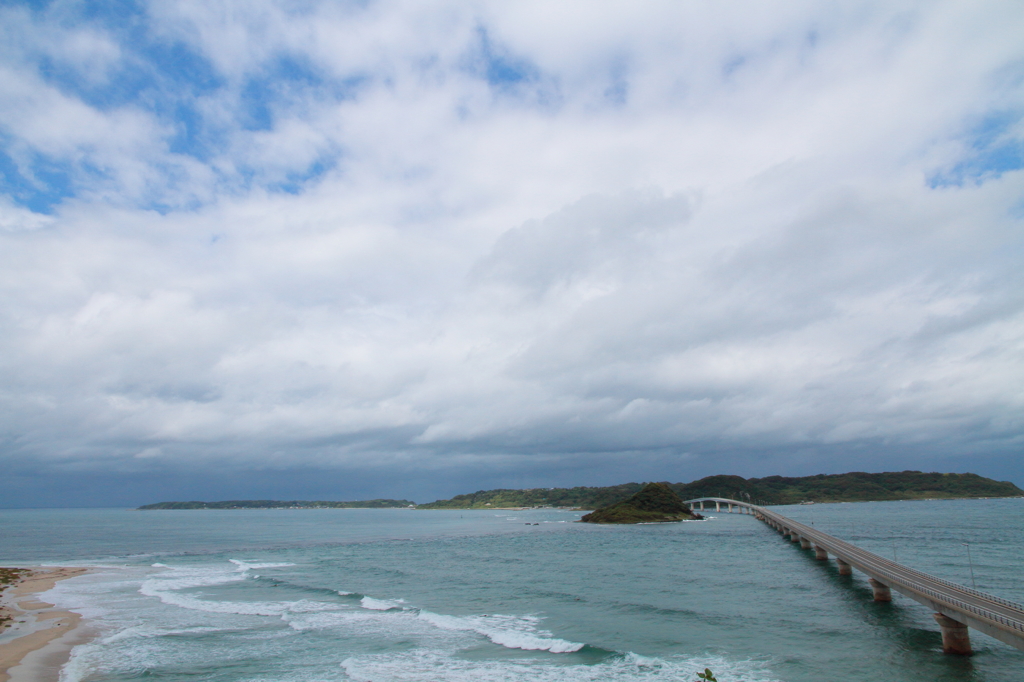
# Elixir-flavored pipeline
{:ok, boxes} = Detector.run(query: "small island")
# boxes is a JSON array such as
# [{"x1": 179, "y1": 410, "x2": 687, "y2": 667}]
[{"x1": 581, "y1": 482, "x2": 703, "y2": 524}]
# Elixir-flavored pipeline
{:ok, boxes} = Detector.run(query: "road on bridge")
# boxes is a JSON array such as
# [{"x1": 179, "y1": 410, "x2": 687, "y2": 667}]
[{"x1": 683, "y1": 496, "x2": 1024, "y2": 655}]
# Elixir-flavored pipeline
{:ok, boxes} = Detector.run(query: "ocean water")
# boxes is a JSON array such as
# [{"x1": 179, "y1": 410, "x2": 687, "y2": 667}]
[{"x1": 2, "y1": 498, "x2": 1022, "y2": 682}]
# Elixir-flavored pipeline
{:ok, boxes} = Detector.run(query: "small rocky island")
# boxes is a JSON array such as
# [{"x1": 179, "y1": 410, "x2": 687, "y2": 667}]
[{"x1": 581, "y1": 482, "x2": 703, "y2": 523}]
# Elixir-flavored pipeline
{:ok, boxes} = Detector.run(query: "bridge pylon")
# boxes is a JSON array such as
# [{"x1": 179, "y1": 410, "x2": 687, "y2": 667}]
[{"x1": 933, "y1": 613, "x2": 972, "y2": 655}]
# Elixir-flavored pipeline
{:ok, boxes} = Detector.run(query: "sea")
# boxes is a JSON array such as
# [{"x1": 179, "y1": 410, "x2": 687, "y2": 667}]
[{"x1": 1, "y1": 498, "x2": 1022, "y2": 682}]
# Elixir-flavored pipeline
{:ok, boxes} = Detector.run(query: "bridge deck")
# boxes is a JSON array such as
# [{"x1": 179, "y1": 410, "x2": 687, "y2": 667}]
[{"x1": 683, "y1": 497, "x2": 1024, "y2": 652}]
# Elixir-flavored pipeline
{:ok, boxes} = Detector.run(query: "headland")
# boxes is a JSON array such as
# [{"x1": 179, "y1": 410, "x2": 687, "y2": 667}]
[{"x1": 418, "y1": 471, "x2": 1023, "y2": 509}]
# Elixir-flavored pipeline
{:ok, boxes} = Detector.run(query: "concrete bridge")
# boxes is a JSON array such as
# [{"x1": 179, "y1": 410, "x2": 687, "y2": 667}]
[{"x1": 682, "y1": 497, "x2": 1024, "y2": 655}]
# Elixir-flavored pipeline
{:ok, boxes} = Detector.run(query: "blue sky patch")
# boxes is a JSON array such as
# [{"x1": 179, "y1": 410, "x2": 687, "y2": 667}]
[
  {"x1": 167, "y1": 101, "x2": 219, "y2": 161},
  {"x1": 0, "y1": 142, "x2": 76, "y2": 213},
  {"x1": 13, "y1": 5, "x2": 367, "y2": 208},
  {"x1": 239, "y1": 78, "x2": 275, "y2": 132},
  {"x1": 461, "y1": 27, "x2": 561, "y2": 111},
  {"x1": 238, "y1": 55, "x2": 364, "y2": 131},
  {"x1": 268, "y1": 153, "x2": 338, "y2": 196},
  {"x1": 33, "y1": 18, "x2": 222, "y2": 113},
  {"x1": 930, "y1": 112, "x2": 1024, "y2": 187},
  {"x1": 470, "y1": 27, "x2": 539, "y2": 89},
  {"x1": 31, "y1": 18, "x2": 231, "y2": 165}
]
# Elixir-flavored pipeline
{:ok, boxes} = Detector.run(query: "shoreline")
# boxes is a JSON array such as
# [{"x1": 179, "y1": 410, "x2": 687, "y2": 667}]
[{"x1": 0, "y1": 567, "x2": 91, "y2": 682}]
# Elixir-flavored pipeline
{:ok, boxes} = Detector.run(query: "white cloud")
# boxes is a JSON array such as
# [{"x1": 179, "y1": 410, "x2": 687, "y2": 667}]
[
  {"x1": 0, "y1": 196, "x2": 53, "y2": 231},
  {"x1": 0, "y1": 1, "x2": 1022, "y2": 493}
]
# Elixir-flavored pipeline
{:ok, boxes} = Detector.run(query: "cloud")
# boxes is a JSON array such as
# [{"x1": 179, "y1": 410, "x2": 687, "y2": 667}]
[{"x1": 0, "y1": 1, "x2": 1022, "y2": 503}]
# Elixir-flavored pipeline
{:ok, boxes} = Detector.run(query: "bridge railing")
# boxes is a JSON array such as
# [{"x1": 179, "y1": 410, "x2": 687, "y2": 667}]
[
  {"x1": 682, "y1": 496, "x2": 1024, "y2": 628},
  {"x1": 750, "y1": 504, "x2": 1024, "y2": 638}
]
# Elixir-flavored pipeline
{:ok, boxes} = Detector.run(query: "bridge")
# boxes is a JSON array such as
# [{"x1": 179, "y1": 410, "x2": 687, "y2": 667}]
[{"x1": 682, "y1": 497, "x2": 1024, "y2": 655}]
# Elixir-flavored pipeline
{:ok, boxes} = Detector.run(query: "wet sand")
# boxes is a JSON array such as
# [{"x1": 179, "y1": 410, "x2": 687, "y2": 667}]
[{"x1": 0, "y1": 568, "x2": 90, "y2": 682}]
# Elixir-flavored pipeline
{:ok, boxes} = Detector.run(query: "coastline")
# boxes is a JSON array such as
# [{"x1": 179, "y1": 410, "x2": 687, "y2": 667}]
[{"x1": 0, "y1": 567, "x2": 91, "y2": 682}]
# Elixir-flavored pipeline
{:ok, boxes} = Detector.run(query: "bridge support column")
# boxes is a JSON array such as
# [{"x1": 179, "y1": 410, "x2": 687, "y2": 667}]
[
  {"x1": 835, "y1": 558, "x2": 852, "y2": 575},
  {"x1": 869, "y1": 578, "x2": 891, "y2": 602},
  {"x1": 932, "y1": 613, "x2": 972, "y2": 655},
  {"x1": 814, "y1": 545, "x2": 828, "y2": 560},
  {"x1": 799, "y1": 538, "x2": 811, "y2": 549},
  {"x1": 789, "y1": 531, "x2": 800, "y2": 543},
  {"x1": 715, "y1": 501, "x2": 721, "y2": 512}
]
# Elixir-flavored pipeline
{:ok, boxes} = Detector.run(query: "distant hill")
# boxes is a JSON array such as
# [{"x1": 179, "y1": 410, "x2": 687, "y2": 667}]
[
  {"x1": 415, "y1": 483, "x2": 644, "y2": 510},
  {"x1": 419, "y1": 471, "x2": 1022, "y2": 509},
  {"x1": 673, "y1": 471, "x2": 1023, "y2": 506},
  {"x1": 138, "y1": 472, "x2": 1022, "y2": 511},
  {"x1": 580, "y1": 482, "x2": 701, "y2": 524},
  {"x1": 137, "y1": 499, "x2": 415, "y2": 510}
]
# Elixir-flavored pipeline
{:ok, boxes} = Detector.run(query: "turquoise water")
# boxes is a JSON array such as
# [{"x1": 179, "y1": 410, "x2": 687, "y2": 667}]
[{"x1": 2, "y1": 498, "x2": 1022, "y2": 681}]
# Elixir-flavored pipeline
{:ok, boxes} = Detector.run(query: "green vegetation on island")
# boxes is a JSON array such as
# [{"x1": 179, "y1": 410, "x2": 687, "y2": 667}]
[
  {"x1": 0, "y1": 567, "x2": 29, "y2": 629},
  {"x1": 0, "y1": 567, "x2": 28, "y2": 588},
  {"x1": 420, "y1": 471, "x2": 1022, "y2": 509},
  {"x1": 138, "y1": 471, "x2": 1022, "y2": 511},
  {"x1": 137, "y1": 499, "x2": 415, "y2": 510},
  {"x1": 580, "y1": 482, "x2": 702, "y2": 524},
  {"x1": 415, "y1": 483, "x2": 644, "y2": 510},
  {"x1": 673, "y1": 471, "x2": 1024, "y2": 505}
]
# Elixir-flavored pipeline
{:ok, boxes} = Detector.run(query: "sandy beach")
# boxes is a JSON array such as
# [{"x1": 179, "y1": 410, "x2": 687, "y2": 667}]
[{"x1": 0, "y1": 568, "x2": 90, "y2": 682}]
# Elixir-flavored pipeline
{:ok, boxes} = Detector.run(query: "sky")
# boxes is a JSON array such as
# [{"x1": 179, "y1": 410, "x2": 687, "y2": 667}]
[{"x1": 1, "y1": 0, "x2": 1023, "y2": 507}]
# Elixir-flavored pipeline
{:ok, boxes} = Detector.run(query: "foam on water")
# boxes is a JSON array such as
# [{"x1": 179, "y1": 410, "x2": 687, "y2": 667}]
[
  {"x1": 27, "y1": 502, "x2": 1021, "y2": 682},
  {"x1": 47, "y1": 557, "x2": 767, "y2": 682},
  {"x1": 341, "y1": 650, "x2": 778, "y2": 682},
  {"x1": 228, "y1": 559, "x2": 296, "y2": 571},
  {"x1": 418, "y1": 611, "x2": 584, "y2": 653},
  {"x1": 139, "y1": 563, "x2": 341, "y2": 617},
  {"x1": 57, "y1": 561, "x2": 593, "y2": 665},
  {"x1": 360, "y1": 596, "x2": 405, "y2": 610}
]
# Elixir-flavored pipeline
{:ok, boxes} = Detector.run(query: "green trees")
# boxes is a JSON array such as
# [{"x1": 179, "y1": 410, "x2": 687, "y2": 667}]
[
  {"x1": 580, "y1": 482, "x2": 701, "y2": 524},
  {"x1": 419, "y1": 471, "x2": 1020, "y2": 510}
]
